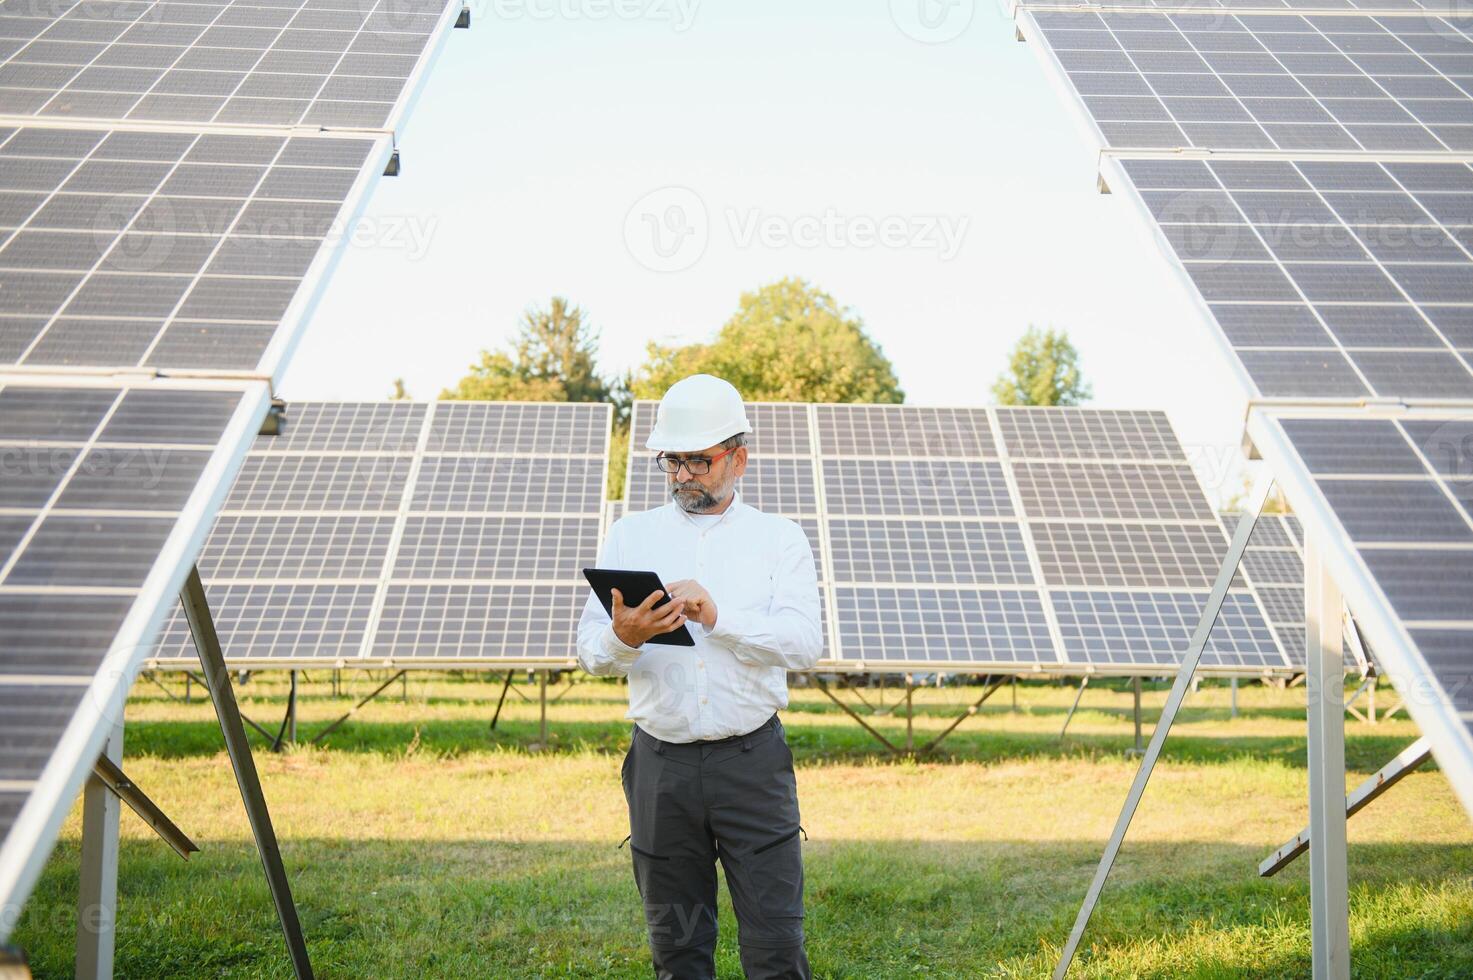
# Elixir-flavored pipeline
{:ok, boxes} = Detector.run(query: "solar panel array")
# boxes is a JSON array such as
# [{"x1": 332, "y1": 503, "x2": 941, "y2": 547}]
[
  {"x1": 146, "y1": 401, "x2": 611, "y2": 667},
  {"x1": 1016, "y1": 0, "x2": 1473, "y2": 810},
  {"x1": 0, "y1": 0, "x2": 464, "y2": 939},
  {"x1": 627, "y1": 401, "x2": 1290, "y2": 674}
]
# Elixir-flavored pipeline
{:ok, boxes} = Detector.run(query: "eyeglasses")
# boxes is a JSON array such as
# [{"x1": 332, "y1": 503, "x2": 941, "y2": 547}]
[{"x1": 653, "y1": 446, "x2": 738, "y2": 476}]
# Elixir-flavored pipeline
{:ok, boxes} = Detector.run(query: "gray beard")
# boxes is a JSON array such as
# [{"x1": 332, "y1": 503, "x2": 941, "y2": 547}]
[{"x1": 671, "y1": 481, "x2": 729, "y2": 513}]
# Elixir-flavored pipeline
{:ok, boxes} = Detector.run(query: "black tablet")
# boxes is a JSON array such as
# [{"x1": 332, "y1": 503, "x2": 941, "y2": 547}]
[{"x1": 582, "y1": 568, "x2": 695, "y2": 647}]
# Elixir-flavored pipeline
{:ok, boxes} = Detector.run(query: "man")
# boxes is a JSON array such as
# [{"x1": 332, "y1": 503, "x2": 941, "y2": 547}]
[{"x1": 576, "y1": 374, "x2": 822, "y2": 980}]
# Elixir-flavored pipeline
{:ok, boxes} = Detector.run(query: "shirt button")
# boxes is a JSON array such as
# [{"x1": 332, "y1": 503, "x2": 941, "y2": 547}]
[{"x1": 700, "y1": 697, "x2": 708, "y2": 704}]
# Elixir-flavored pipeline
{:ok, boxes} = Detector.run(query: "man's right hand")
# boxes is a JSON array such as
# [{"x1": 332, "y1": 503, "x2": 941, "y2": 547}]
[{"x1": 612, "y1": 588, "x2": 687, "y2": 648}]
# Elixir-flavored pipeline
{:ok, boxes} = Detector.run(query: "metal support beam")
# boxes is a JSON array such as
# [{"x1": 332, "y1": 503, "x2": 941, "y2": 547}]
[
  {"x1": 918, "y1": 676, "x2": 1007, "y2": 755},
  {"x1": 90, "y1": 755, "x2": 199, "y2": 861},
  {"x1": 180, "y1": 567, "x2": 314, "y2": 980},
  {"x1": 1230, "y1": 677, "x2": 1239, "y2": 720},
  {"x1": 815, "y1": 676, "x2": 901, "y2": 755},
  {"x1": 549, "y1": 674, "x2": 578, "y2": 704},
  {"x1": 75, "y1": 719, "x2": 121, "y2": 980},
  {"x1": 1343, "y1": 674, "x2": 1376, "y2": 725},
  {"x1": 1305, "y1": 542, "x2": 1351, "y2": 979},
  {"x1": 310, "y1": 670, "x2": 407, "y2": 745},
  {"x1": 1052, "y1": 478, "x2": 1271, "y2": 979},
  {"x1": 1059, "y1": 676, "x2": 1089, "y2": 741},
  {"x1": 270, "y1": 671, "x2": 299, "y2": 752},
  {"x1": 1260, "y1": 737, "x2": 1432, "y2": 878}
]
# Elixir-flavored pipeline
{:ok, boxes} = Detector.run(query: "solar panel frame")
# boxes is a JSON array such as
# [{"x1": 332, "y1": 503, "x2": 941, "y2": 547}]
[{"x1": 0, "y1": 372, "x2": 270, "y2": 942}]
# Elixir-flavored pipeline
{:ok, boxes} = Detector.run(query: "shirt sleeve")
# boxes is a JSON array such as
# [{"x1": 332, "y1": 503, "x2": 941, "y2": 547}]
[
  {"x1": 575, "y1": 518, "x2": 645, "y2": 677},
  {"x1": 700, "y1": 520, "x2": 823, "y2": 671}
]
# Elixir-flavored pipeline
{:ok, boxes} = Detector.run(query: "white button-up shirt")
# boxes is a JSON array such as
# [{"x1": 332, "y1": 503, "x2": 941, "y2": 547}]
[{"x1": 575, "y1": 490, "x2": 822, "y2": 743}]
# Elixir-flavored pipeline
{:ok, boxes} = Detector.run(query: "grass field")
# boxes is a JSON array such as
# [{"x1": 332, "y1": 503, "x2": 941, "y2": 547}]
[{"x1": 12, "y1": 672, "x2": 1473, "y2": 978}]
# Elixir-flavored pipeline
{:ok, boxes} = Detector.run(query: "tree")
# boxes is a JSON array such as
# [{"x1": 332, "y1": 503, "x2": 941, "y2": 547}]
[
  {"x1": 440, "y1": 297, "x2": 611, "y2": 403},
  {"x1": 630, "y1": 278, "x2": 903, "y2": 404},
  {"x1": 389, "y1": 378, "x2": 410, "y2": 400},
  {"x1": 991, "y1": 326, "x2": 1092, "y2": 407}
]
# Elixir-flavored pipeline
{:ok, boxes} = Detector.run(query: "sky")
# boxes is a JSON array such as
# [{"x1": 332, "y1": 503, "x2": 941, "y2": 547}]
[{"x1": 283, "y1": 0, "x2": 1256, "y2": 505}]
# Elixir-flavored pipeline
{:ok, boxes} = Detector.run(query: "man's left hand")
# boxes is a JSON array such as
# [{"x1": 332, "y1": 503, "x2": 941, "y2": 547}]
[{"x1": 666, "y1": 579, "x2": 717, "y2": 630}]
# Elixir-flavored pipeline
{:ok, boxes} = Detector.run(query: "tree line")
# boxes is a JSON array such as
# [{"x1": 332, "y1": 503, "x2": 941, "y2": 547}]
[{"x1": 393, "y1": 277, "x2": 1090, "y2": 498}]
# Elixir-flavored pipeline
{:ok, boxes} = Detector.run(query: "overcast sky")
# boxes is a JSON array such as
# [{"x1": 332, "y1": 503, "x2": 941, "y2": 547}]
[{"x1": 284, "y1": 0, "x2": 1256, "y2": 504}]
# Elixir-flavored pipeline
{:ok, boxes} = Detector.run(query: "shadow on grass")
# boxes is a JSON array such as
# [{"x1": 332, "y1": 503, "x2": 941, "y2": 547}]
[
  {"x1": 120, "y1": 705, "x2": 1424, "y2": 779},
  {"x1": 13, "y1": 835, "x2": 1472, "y2": 978}
]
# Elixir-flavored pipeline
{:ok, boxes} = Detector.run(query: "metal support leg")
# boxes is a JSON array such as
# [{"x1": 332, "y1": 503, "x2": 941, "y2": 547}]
[
  {"x1": 1011, "y1": 676, "x2": 1018, "y2": 712},
  {"x1": 1306, "y1": 542, "x2": 1350, "y2": 979},
  {"x1": 1260, "y1": 737, "x2": 1431, "y2": 878},
  {"x1": 1231, "y1": 677, "x2": 1239, "y2": 720},
  {"x1": 1060, "y1": 676, "x2": 1089, "y2": 741},
  {"x1": 533, "y1": 670, "x2": 549, "y2": 749},
  {"x1": 288, "y1": 671, "x2": 297, "y2": 744},
  {"x1": 815, "y1": 677, "x2": 901, "y2": 755},
  {"x1": 75, "y1": 719, "x2": 121, "y2": 980},
  {"x1": 180, "y1": 567, "x2": 314, "y2": 980},
  {"x1": 490, "y1": 671, "x2": 514, "y2": 731},
  {"x1": 309, "y1": 670, "x2": 407, "y2": 745},
  {"x1": 1052, "y1": 478, "x2": 1271, "y2": 979},
  {"x1": 904, "y1": 677, "x2": 914, "y2": 753}
]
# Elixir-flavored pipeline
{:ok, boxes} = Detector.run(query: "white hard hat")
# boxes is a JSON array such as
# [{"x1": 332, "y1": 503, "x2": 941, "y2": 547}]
[{"x1": 646, "y1": 374, "x2": 753, "y2": 452}]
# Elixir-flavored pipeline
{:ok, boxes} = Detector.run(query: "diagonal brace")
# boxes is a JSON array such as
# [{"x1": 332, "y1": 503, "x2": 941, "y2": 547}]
[
  {"x1": 815, "y1": 676, "x2": 901, "y2": 755},
  {"x1": 1052, "y1": 478, "x2": 1272, "y2": 979},
  {"x1": 918, "y1": 675, "x2": 1009, "y2": 755},
  {"x1": 1259, "y1": 736, "x2": 1432, "y2": 878},
  {"x1": 90, "y1": 755, "x2": 199, "y2": 861},
  {"x1": 181, "y1": 566, "x2": 315, "y2": 980},
  {"x1": 309, "y1": 670, "x2": 407, "y2": 745}
]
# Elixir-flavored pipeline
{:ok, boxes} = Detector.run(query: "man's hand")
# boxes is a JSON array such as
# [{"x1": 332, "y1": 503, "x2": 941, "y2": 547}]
[
  {"x1": 666, "y1": 580, "x2": 717, "y2": 630},
  {"x1": 611, "y1": 588, "x2": 687, "y2": 648}
]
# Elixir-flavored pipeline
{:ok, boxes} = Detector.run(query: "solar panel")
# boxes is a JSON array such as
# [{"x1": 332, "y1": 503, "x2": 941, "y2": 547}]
[
  {"x1": 1249, "y1": 408, "x2": 1473, "y2": 793},
  {"x1": 148, "y1": 400, "x2": 611, "y2": 667},
  {"x1": 0, "y1": 0, "x2": 459, "y2": 131},
  {"x1": 1023, "y1": 11, "x2": 1473, "y2": 153},
  {"x1": 0, "y1": 374, "x2": 269, "y2": 937},
  {"x1": 1103, "y1": 155, "x2": 1473, "y2": 400},
  {"x1": 0, "y1": 125, "x2": 391, "y2": 378},
  {"x1": 626, "y1": 401, "x2": 1288, "y2": 674}
]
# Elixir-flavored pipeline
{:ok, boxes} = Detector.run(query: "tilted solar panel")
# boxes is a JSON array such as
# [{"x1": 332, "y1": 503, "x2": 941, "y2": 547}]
[
  {"x1": 0, "y1": 374, "x2": 269, "y2": 937},
  {"x1": 147, "y1": 401, "x2": 611, "y2": 668},
  {"x1": 0, "y1": 125, "x2": 391, "y2": 378},
  {"x1": 627, "y1": 401, "x2": 1289, "y2": 674}
]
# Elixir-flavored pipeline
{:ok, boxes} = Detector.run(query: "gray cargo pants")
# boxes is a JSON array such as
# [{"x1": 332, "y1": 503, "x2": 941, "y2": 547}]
[{"x1": 621, "y1": 712, "x2": 811, "y2": 980}]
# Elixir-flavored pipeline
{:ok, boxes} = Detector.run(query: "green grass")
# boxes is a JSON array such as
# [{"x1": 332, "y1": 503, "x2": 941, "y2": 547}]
[{"x1": 13, "y1": 673, "x2": 1473, "y2": 978}]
